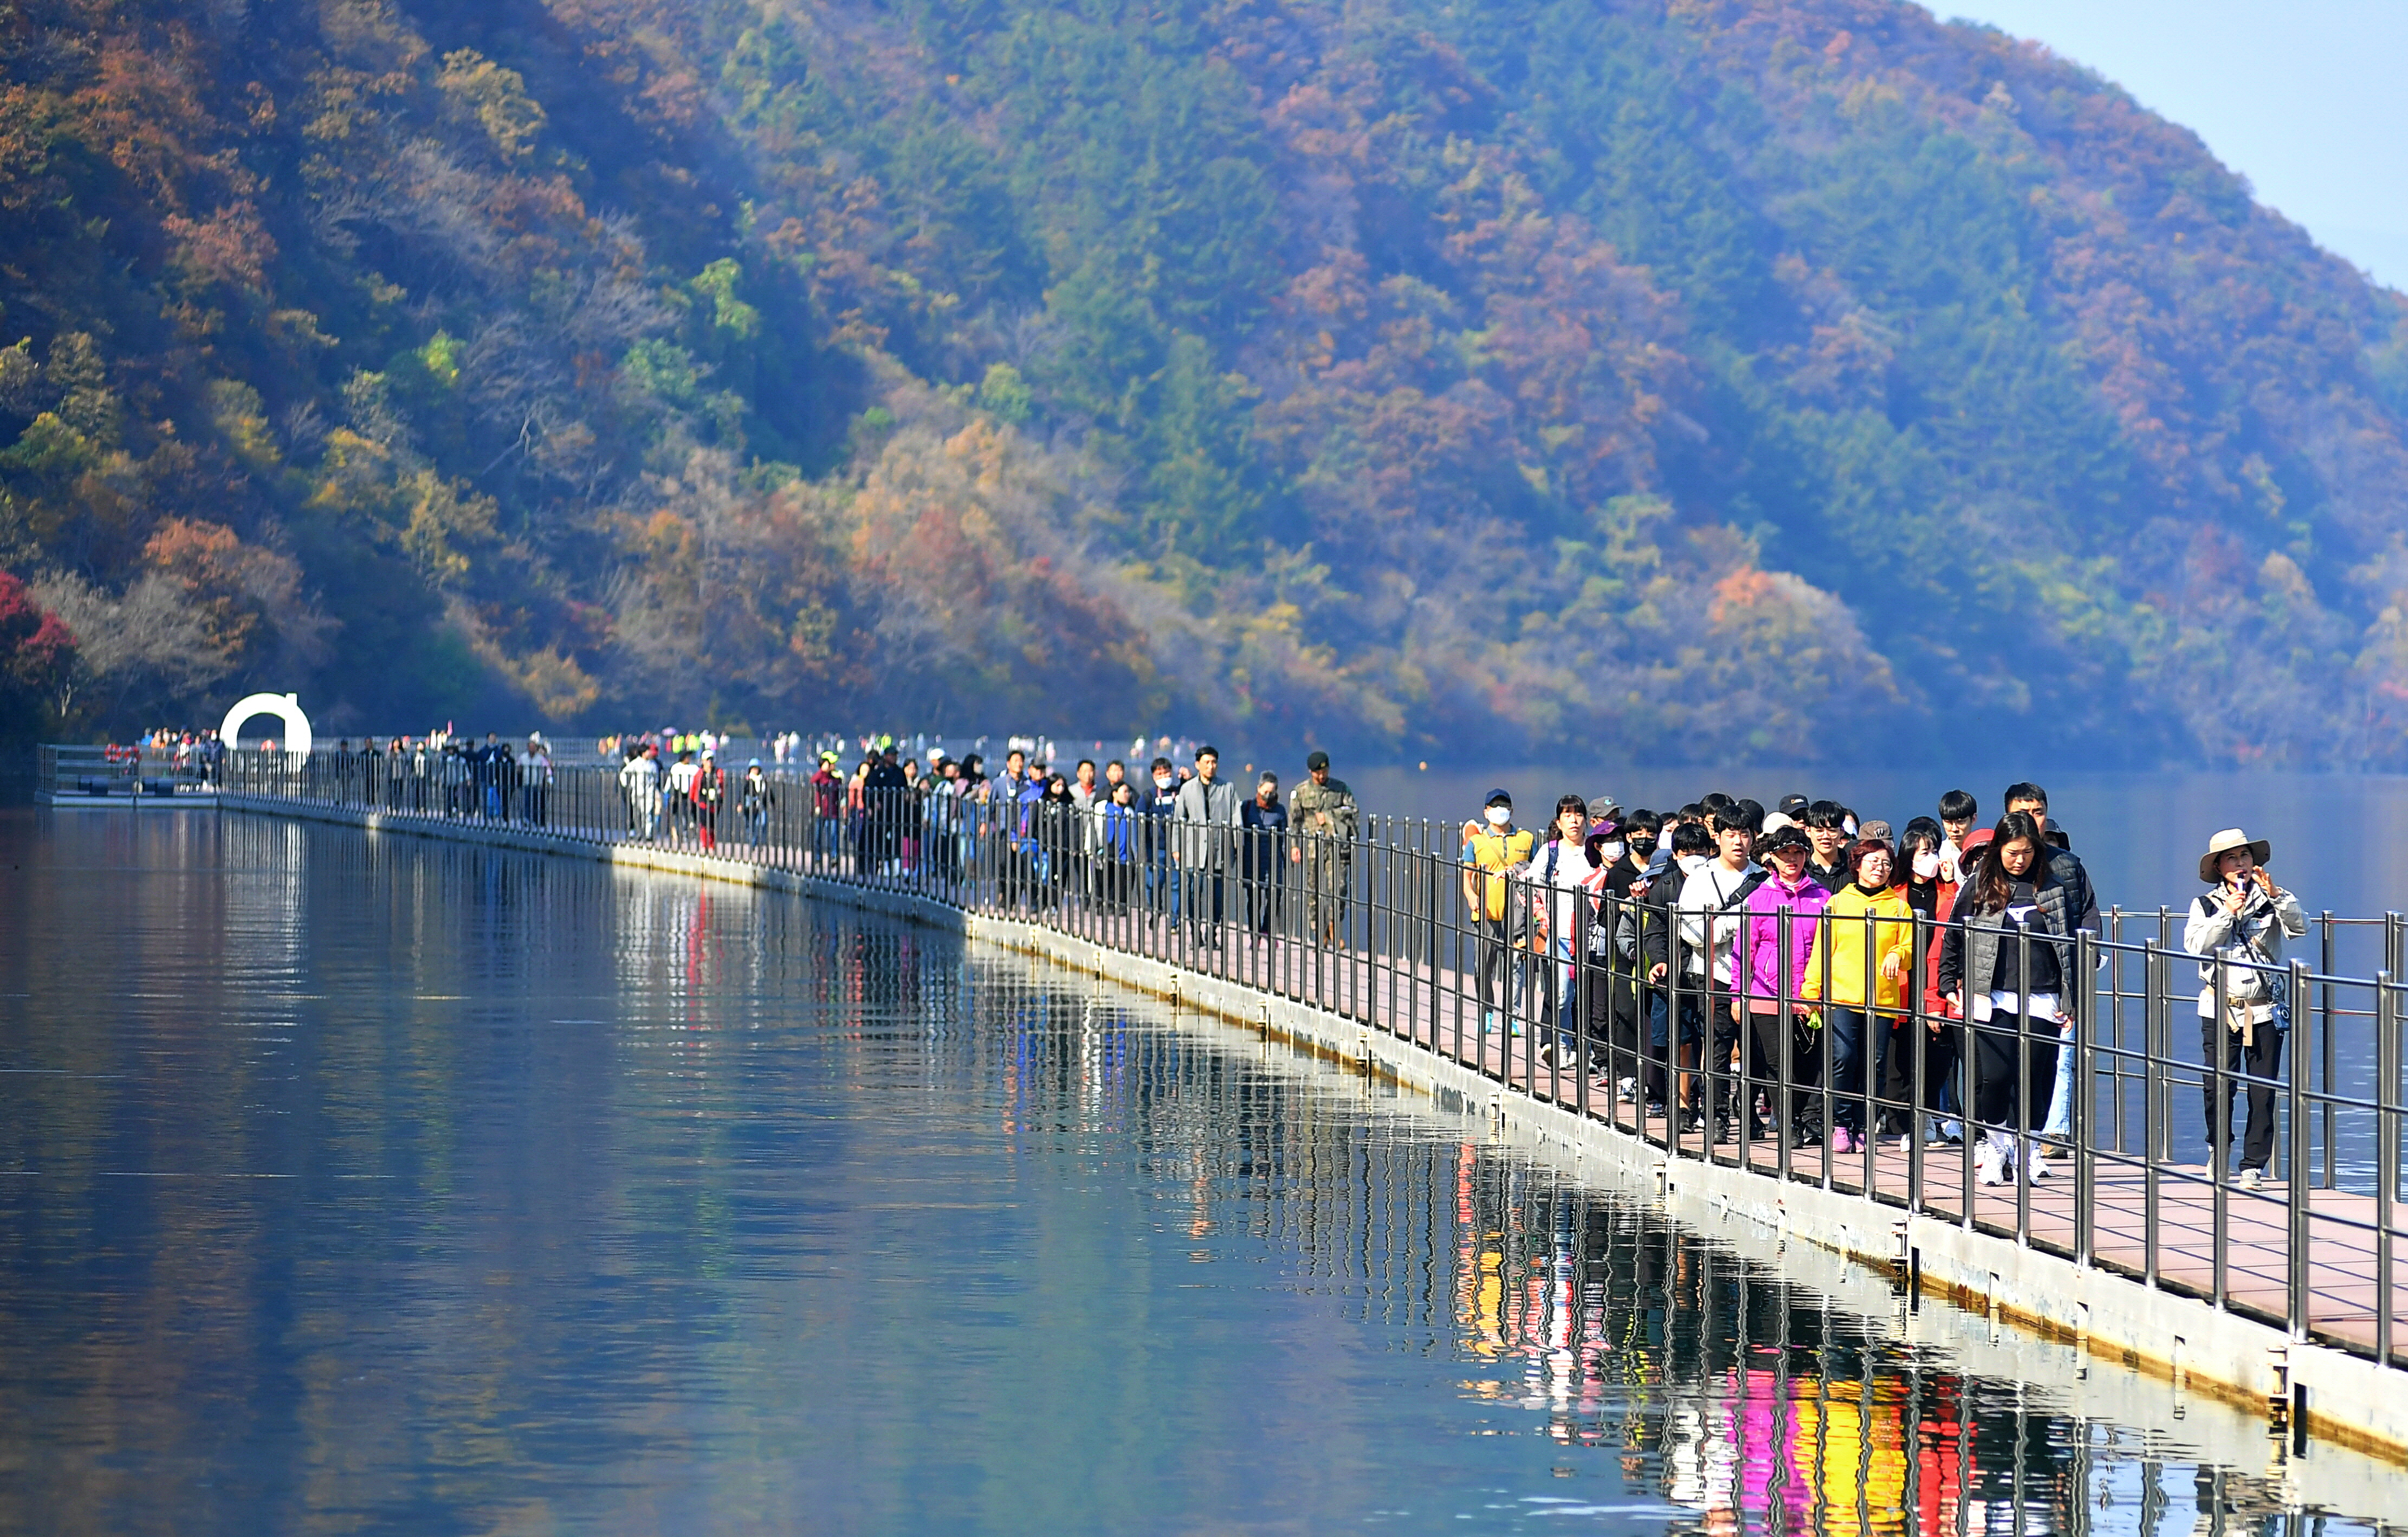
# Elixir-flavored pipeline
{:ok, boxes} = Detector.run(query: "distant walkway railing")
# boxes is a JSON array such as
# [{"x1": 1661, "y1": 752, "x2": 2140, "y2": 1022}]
[
  {"x1": 218, "y1": 749, "x2": 2408, "y2": 1373},
  {"x1": 37, "y1": 742, "x2": 220, "y2": 800}
]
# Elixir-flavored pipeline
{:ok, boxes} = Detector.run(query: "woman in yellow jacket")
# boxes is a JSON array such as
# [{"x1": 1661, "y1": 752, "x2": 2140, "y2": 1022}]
[{"x1": 1802, "y1": 840, "x2": 1914, "y2": 1153}]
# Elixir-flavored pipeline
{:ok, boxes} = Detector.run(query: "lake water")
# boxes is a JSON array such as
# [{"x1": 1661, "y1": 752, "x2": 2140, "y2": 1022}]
[{"x1": 0, "y1": 807, "x2": 2397, "y2": 1534}]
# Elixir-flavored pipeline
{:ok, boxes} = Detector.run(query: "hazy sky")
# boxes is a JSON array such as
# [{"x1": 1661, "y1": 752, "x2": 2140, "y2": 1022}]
[{"x1": 1940, "y1": 1, "x2": 2408, "y2": 292}]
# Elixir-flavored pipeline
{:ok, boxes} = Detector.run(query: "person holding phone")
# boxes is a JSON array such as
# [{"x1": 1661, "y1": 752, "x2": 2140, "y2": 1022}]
[{"x1": 2183, "y1": 828, "x2": 2307, "y2": 1191}]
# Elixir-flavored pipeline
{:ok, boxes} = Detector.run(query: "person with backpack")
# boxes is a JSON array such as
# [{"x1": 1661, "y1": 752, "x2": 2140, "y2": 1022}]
[
  {"x1": 689, "y1": 751, "x2": 725, "y2": 852},
  {"x1": 1461, "y1": 789, "x2": 1538, "y2": 1034},
  {"x1": 1099, "y1": 780, "x2": 1141, "y2": 914},
  {"x1": 2183, "y1": 828, "x2": 2307, "y2": 1191},
  {"x1": 1657, "y1": 808, "x2": 1764, "y2": 1140},
  {"x1": 1528, "y1": 795, "x2": 1603, "y2": 1071},
  {"x1": 1590, "y1": 809, "x2": 1659, "y2": 1105},
  {"x1": 1636, "y1": 819, "x2": 1716, "y2": 1126}
]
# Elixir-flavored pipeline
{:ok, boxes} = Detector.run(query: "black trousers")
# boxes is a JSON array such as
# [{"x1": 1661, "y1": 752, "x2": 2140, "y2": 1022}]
[
  {"x1": 1187, "y1": 869, "x2": 1225, "y2": 941},
  {"x1": 1472, "y1": 916, "x2": 1513, "y2": 1013},
  {"x1": 1734, "y1": 1009, "x2": 1819, "y2": 1134},
  {"x1": 2201, "y1": 1018, "x2": 2285, "y2": 1173},
  {"x1": 1971, "y1": 1008, "x2": 2057, "y2": 1131}
]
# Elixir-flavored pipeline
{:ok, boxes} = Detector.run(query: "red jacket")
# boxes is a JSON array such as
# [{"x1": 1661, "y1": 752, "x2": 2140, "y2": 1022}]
[{"x1": 1919, "y1": 829, "x2": 1987, "y2": 1019}]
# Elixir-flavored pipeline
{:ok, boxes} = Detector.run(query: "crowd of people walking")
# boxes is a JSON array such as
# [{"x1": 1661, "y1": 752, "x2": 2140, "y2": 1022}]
[
  {"x1": 295, "y1": 731, "x2": 559, "y2": 824},
  {"x1": 594, "y1": 737, "x2": 2301, "y2": 1199},
  {"x1": 207, "y1": 721, "x2": 2312, "y2": 1200},
  {"x1": 1454, "y1": 780, "x2": 2300, "y2": 1194}
]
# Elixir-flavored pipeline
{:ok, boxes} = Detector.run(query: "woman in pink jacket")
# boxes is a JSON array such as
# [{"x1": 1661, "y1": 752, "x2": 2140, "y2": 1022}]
[{"x1": 1731, "y1": 824, "x2": 1831, "y2": 1145}]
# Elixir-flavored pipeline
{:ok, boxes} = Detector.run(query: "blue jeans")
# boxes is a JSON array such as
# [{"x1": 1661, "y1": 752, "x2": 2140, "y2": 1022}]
[
  {"x1": 2041, "y1": 1018, "x2": 2076, "y2": 1140},
  {"x1": 1546, "y1": 939, "x2": 1581, "y2": 1055},
  {"x1": 1823, "y1": 1007, "x2": 1880, "y2": 1135}
]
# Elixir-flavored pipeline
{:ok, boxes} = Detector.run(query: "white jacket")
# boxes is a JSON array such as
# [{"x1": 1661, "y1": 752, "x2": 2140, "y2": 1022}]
[{"x1": 1674, "y1": 857, "x2": 1761, "y2": 983}]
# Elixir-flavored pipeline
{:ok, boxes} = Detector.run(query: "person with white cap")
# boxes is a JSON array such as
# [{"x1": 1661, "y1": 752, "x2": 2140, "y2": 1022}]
[{"x1": 2182, "y1": 828, "x2": 2307, "y2": 1191}]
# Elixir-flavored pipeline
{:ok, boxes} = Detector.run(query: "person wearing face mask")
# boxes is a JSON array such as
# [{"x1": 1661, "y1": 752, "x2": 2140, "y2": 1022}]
[
  {"x1": 1802, "y1": 840, "x2": 1914, "y2": 1153},
  {"x1": 1140, "y1": 756, "x2": 1182, "y2": 926},
  {"x1": 1938, "y1": 812, "x2": 2074, "y2": 1186},
  {"x1": 1239, "y1": 772, "x2": 1289, "y2": 939},
  {"x1": 1636, "y1": 820, "x2": 1717, "y2": 1128},
  {"x1": 1590, "y1": 809, "x2": 1653, "y2": 1102},
  {"x1": 1461, "y1": 789, "x2": 1537, "y2": 1034},
  {"x1": 1898, "y1": 819, "x2": 1947, "y2": 911},
  {"x1": 1878, "y1": 818, "x2": 1950, "y2": 1140}
]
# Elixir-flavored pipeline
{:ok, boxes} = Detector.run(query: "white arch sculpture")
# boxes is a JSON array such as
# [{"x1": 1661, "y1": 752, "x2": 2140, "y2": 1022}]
[{"x1": 222, "y1": 692, "x2": 314, "y2": 762}]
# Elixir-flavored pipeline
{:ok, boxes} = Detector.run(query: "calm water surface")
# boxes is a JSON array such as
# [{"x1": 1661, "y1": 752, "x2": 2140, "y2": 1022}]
[{"x1": 0, "y1": 808, "x2": 2394, "y2": 1535}]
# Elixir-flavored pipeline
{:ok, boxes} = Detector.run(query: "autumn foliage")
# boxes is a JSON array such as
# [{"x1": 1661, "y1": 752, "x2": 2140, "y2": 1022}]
[{"x1": 4, "y1": 0, "x2": 2408, "y2": 762}]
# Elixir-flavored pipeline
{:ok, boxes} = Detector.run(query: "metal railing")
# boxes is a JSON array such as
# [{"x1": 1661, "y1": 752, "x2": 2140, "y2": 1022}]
[
  {"x1": 219, "y1": 749, "x2": 2408, "y2": 1371},
  {"x1": 36, "y1": 742, "x2": 223, "y2": 798}
]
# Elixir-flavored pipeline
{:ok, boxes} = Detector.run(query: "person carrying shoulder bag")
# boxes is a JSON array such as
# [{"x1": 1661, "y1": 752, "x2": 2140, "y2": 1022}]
[{"x1": 2182, "y1": 828, "x2": 2307, "y2": 1191}]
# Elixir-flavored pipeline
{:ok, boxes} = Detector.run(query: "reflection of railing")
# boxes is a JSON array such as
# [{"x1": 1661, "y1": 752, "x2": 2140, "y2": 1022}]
[
  {"x1": 36, "y1": 743, "x2": 221, "y2": 800},
  {"x1": 219, "y1": 752, "x2": 2408, "y2": 1378}
]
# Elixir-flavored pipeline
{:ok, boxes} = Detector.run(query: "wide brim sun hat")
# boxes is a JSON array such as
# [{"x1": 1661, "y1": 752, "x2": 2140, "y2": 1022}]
[{"x1": 2198, "y1": 828, "x2": 2272, "y2": 884}]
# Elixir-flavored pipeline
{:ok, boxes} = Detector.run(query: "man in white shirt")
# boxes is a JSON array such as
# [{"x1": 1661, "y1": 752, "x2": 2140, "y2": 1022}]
[
  {"x1": 1666, "y1": 811, "x2": 1763, "y2": 1142},
  {"x1": 618, "y1": 745, "x2": 661, "y2": 840},
  {"x1": 666, "y1": 750, "x2": 700, "y2": 842}
]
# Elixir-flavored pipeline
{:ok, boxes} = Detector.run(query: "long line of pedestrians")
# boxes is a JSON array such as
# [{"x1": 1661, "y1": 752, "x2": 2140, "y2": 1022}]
[
  {"x1": 281, "y1": 728, "x2": 2311, "y2": 1200},
  {"x1": 1460, "y1": 780, "x2": 2300, "y2": 1193}
]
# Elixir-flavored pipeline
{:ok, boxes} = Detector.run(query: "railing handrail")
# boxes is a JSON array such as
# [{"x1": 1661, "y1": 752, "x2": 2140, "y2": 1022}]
[{"x1": 210, "y1": 750, "x2": 2408, "y2": 1376}]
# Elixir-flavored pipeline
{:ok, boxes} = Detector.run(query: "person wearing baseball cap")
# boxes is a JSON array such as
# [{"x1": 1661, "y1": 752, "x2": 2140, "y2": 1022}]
[
  {"x1": 2183, "y1": 828, "x2": 2306, "y2": 1190},
  {"x1": 1462, "y1": 788, "x2": 1534, "y2": 1034},
  {"x1": 1289, "y1": 751, "x2": 1358, "y2": 946}
]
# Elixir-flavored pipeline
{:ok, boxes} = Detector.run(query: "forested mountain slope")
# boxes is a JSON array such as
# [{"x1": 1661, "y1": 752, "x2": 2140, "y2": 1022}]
[{"x1": 7, "y1": 0, "x2": 2408, "y2": 763}]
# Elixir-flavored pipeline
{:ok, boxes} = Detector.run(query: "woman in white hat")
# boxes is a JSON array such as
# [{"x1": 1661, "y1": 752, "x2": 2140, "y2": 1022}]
[{"x1": 2181, "y1": 828, "x2": 2307, "y2": 1191}]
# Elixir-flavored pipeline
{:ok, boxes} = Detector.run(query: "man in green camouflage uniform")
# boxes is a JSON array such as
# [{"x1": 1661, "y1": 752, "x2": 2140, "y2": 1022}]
[{"x1": 1286, "y1": 750, "x2": 1358, "y2": 946}]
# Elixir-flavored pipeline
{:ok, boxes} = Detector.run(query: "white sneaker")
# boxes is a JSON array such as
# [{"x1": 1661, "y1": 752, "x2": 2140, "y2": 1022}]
[
  {"x1": 2238, "y1": 1167, "x2": 2264, "y2": 1191},
  {"x1": 2027, "y1": 1154, "x2": 2052, "y2": 1182},
  {"x1": 1617, "y1": 1076, "x2": 1639, "y2": 1105},
  {"x1": 1975, "y1": 1144, "x2": 2007, "y2": 1187}
]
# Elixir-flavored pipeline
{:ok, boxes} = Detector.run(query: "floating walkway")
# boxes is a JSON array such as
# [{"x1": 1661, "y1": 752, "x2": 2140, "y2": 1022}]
[{"x1": 204, "y1": 772, "x2": 2408, "y2": 1471}]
